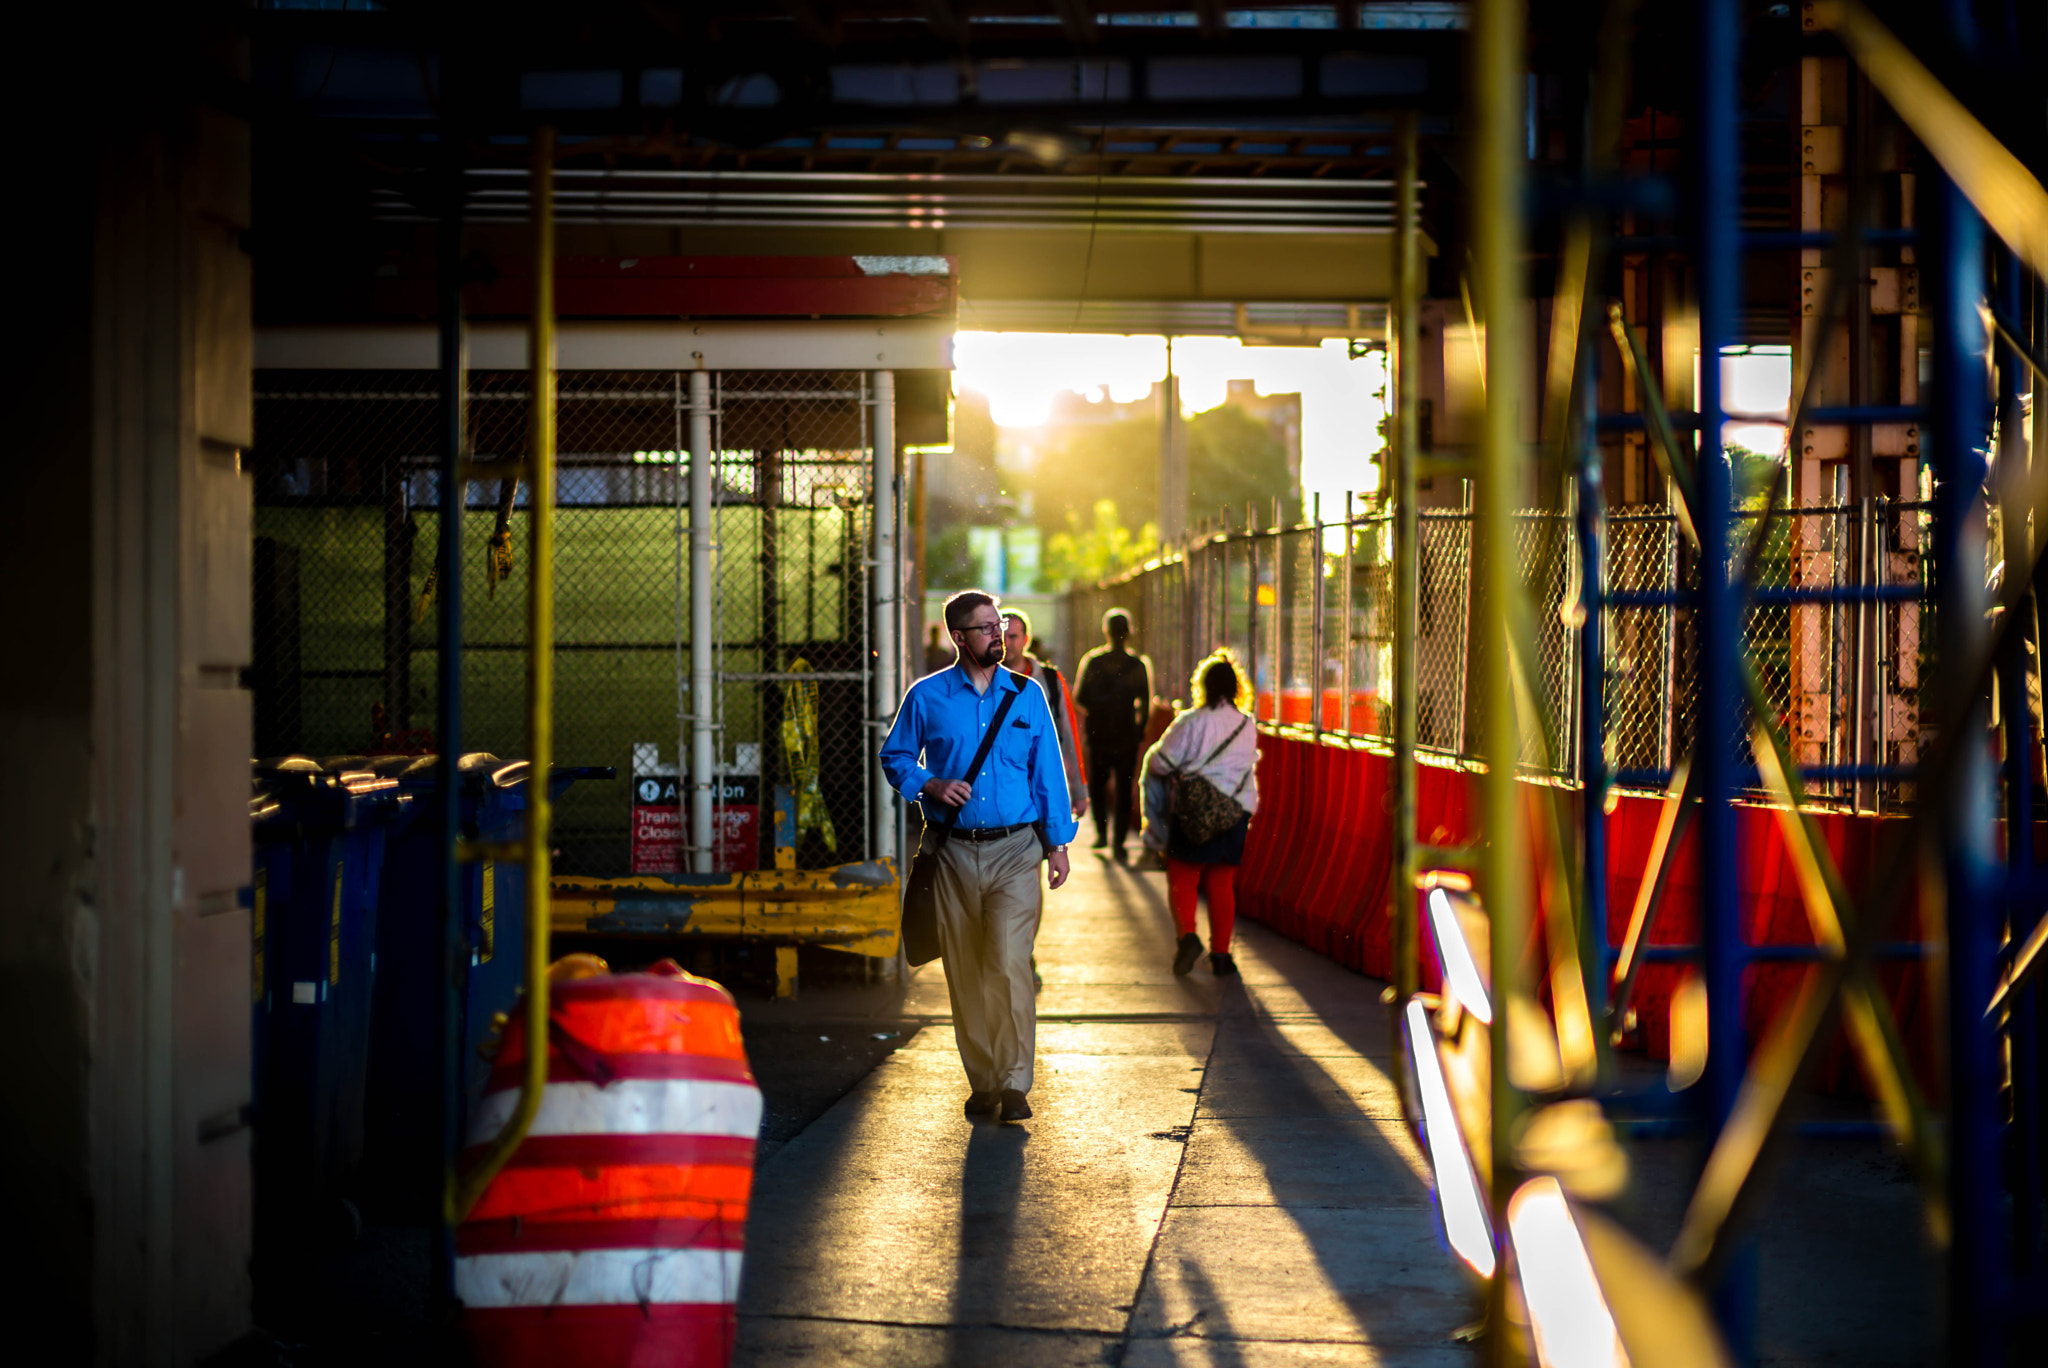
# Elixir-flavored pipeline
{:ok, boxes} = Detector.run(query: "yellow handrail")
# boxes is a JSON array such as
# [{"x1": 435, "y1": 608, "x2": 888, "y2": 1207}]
[{"x1": 453, "y1": 124, "x2": 556, "y2": 1222}]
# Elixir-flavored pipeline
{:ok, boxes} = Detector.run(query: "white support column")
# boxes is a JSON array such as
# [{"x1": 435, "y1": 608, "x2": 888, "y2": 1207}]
[
  {"x1": 871, "y1": 370, "x2": 901, "y2": 871},
  {"x1": 688, "y1": 370, "x2": 715, "y2": 874}
]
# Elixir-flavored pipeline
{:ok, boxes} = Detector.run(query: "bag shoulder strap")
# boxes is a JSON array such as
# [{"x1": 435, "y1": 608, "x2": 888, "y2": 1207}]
[
  {"x1": 1169, "y1": 711, "x2": 1248, "y2": 778},
  {"x1": 1187, "y1": 712, "x2": 1249, "y2": 770},
  {"x1": 935, "y1": 683, "x2": 1021, "y2": 837},
  {"x1": 1226, "y1": 748, "x2": 1254, "y2": 800}
]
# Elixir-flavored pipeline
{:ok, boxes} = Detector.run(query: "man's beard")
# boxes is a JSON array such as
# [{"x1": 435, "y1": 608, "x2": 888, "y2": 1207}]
[{"x1": 973, "y1": 637, "x2": 1006, "y2": 669}]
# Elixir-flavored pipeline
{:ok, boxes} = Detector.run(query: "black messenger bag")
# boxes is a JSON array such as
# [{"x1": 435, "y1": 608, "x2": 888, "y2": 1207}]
[{"x1": 901, "y1": 685, "x2": 1021, "y2": 967}]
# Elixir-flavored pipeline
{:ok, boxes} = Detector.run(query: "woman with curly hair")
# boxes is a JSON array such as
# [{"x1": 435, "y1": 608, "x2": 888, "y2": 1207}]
[{"x1": 1139, "y1": 650, "x2": 1259, "y2": 976}]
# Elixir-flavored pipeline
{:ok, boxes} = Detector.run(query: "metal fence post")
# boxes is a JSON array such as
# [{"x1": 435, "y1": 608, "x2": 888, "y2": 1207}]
[
  {"x1": 1575, "y1": 336, "x2": 1609, "y2": 1045},
  {"x1": 1340, "y1": 493, "x2": 1354, "y2": 738},
  {"x1": 1311, "y1": 496, "x2": 1324, "y2": 740},
  {"x1": 1662, "y1": 508, "x2": 1679, "y2": 771},
  {"x1": 871, "y1": 371, "x2": 900, "y2": 873},
  {"x1": 1392, "y1": 109, "x2": 1423, "y2": 1049},
  {"x1": 688, "y1": 370, "x2": 714, "y2": 873},
  {"x1": 1246, "y1": 505, "x2": 1259, "y2": 715},
  {"x1": 431, "y1": 152, "x2": 466, "y2": 1311},
  {"x1": 1457, "y1": 488, "x2": 1474, "y2": 756}
]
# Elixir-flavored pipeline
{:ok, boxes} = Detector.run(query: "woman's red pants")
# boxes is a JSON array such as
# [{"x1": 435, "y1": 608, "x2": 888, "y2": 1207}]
[{"x1": 1166, "y1": 858, "x2": 1236, "y2": 953}]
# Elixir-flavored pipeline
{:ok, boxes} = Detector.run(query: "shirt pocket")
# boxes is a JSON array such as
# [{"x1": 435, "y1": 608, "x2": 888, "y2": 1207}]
[{"x1": 991, "y1": 714, "x2": 1035, "y2": 778}]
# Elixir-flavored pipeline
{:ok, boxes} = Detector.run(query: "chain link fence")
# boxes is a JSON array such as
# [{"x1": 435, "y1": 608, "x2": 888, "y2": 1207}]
[
  {"x1": 708, "y1": 373, "x2": 875, "y2": 873},
  {"x1": 1605, "y1": 509, "x2": 1681, "y2": 775},
  {"x1": 1058, "y1": 496, "x2": 1935, "y2": 802},
  {"x1": 251, "y1": 368, "x2": 880, "y2": 876}
]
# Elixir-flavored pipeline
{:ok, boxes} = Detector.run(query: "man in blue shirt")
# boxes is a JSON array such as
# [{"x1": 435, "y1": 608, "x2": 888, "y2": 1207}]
[{"x1": 880, "y1": 590, "x2": 1076, "y2": 1122}]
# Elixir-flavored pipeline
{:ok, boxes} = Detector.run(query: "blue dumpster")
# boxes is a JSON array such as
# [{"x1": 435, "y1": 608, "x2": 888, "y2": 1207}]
[
  {"x1": 250, "y1": 758, "x2": 411, "y2": 1243},
  {"x1": 361, "y1": 754, "x2": 613, "y2": 1218}
]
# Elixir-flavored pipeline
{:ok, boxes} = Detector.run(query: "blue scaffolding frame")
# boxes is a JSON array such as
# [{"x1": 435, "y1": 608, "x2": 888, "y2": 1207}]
[{"x1": 1568, "y1": 2, "x2": 2044, "y2": 1360}]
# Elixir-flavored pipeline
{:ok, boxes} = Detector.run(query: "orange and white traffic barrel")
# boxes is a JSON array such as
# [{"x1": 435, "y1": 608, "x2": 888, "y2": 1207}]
[{"x1": 458, "y1": 958, "x2": 761, "y2": 1367}]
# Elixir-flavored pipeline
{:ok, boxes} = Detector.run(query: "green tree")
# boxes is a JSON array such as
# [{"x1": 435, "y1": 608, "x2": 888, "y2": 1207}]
[
  {"x1": 926, "y1": 524, "x2": 978, "y2": 587},
  {"x1": 1728, "y1": 443, "x2": 1782, "y2": 509},
  {"x1": 1038, "y1": 499, "x2": 1160, "y2": 591},
  {"x1": 1026, "y1": 415, "x2": 1158, "y2": 537},
  {"x1": 1187, "y1": 403, "x2": 1293, "y2": 524},
  {"x1": 1023, "y1": 399, "x2": 1296, "y2": 542}
]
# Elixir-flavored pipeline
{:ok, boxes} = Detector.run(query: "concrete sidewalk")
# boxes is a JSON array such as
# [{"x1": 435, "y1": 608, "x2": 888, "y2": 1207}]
[{"x1": 733, "y1": 853, "x2": 1475, "y2": 1366}]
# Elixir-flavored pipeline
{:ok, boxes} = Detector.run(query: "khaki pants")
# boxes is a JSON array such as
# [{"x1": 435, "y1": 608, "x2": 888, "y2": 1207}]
[{"x1": 929, "y1": 824, "x2": 1042, "y2": 1094}]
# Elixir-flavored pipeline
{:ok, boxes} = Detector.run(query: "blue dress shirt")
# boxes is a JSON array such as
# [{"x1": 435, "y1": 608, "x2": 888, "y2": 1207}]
[{"x1": 879, "y1": 664, "x2": 1080, "y2": 848}]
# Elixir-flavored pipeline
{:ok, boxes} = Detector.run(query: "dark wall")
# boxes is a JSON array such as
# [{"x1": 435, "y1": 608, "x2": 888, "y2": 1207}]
[
  {"x1": 1, "y1": 99, "x2": 97, "y2": 1349},
  {"x1": 2, "y1": 8, "x2": 256, "y2": 1360}
]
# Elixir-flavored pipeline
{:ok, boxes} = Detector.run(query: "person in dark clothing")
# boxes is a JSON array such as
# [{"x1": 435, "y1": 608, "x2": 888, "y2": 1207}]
[{"x1": 1073, "y1": 607, "x2": 1155, "y2": 859}]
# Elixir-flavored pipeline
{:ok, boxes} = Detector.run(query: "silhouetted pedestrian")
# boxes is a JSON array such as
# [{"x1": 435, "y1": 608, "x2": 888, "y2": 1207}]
[{"x1": 1073, "y1": 608, "x2": 1154, "y2": 860}]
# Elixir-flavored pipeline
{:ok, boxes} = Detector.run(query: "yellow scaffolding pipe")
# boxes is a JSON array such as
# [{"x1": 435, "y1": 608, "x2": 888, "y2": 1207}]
[
  {"x1": 1390, "y1": 111, "x2": 1422, "y2": 1084},
  {"x1": 1473, "y1": 0, "x2": 1529, "y2": 1352},
  {"x1": 454, "y1": 125, "x2": 556, "y2": 1220}
]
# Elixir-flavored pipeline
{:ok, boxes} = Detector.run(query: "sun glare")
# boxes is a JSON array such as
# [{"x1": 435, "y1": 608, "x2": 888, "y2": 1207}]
[
  {"x1": 1721, "y1": 345, "x2": 1791, "y2": 457},
  {"x1": 950, "y1": 330, "x2": 1389, "y2": 507}
]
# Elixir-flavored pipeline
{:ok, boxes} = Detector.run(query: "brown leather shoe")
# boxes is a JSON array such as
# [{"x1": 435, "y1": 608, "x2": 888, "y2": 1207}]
[
  {"x1": 965, "y1": 1091, "x2": 1000, "y2": 1118},
  {"x1": 999, "y1": 1089, "x2": 1033, "y2": 1122}
]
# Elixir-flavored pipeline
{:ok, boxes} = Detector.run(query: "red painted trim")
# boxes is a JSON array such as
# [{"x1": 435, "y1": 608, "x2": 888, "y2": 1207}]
[
  {"x1": 457, "y1": 1217, "x2": 746, "y2": 1256},
  {"x1": 467, "y1": 1133, "x2": 757, "y2": 1171},
  {"x1": 558, "y1": 255, "x2": 949, "y2": 280},
  {"x1": 463, "y1": 1302, "x2": 735, "y2": 1368},
  {"x1": 483, "y1": 1051, "x2": 757, "y2": 1095}
]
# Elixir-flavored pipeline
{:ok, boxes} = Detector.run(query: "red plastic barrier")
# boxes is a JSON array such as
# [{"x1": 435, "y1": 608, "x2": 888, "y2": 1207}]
[
  {"x1": 1315, "y1": 689, "x2": 1387, "y2": 733},
  {"x1": 1237, "y1": 731, "x2": 1930, "y2": 1098}
]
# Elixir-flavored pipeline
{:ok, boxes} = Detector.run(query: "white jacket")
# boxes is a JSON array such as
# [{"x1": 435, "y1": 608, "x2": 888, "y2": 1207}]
[{"x1": 1144, "y1": 703, "x2": 1260, "y2": 815}]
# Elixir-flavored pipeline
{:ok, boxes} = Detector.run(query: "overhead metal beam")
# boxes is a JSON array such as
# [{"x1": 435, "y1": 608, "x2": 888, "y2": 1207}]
[
  {"x1": 244, "y1": 14, "x2": 1462, "y2": 137},
  {"x1": 376, "y1": 167, "x2": 1407, "y2": 234},
  {"x1": 255, "y1": 319, "x2": 954, "y2": 371}
]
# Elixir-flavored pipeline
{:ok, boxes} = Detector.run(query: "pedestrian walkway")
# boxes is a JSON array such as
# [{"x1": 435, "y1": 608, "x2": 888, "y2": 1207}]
[{"x1": 733, "y1": 854, "x2": 1476, "y2": 1366}]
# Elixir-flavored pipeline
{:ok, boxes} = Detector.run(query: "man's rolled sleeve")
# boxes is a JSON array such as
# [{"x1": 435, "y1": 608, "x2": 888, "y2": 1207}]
[{"x1": 878, "y1": 687, "x2": 933, "y2": 803}]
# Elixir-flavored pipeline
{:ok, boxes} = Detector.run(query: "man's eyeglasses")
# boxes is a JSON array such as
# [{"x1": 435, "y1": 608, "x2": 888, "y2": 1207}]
[{"x1": 956, "y1": 622, "x2": 1003, "y2": 638}]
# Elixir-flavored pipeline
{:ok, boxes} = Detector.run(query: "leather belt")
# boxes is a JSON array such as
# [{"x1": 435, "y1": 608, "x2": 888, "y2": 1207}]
[{"x1": 953, "y1": 822, "x2": 1029, "y2": 843}]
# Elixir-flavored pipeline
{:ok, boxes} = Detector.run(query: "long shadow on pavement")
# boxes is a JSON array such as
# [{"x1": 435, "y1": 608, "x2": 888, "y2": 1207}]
[
  {"x1": 1110, "y1": 862, "x2": 1481, "y2": 1366},
  {"x1": 734, "y1": 855, "x2": 1203, "y2": 1367},
  {"x1": 944, "y1": 1123, "x2": 1031, "y2": 1368}
]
